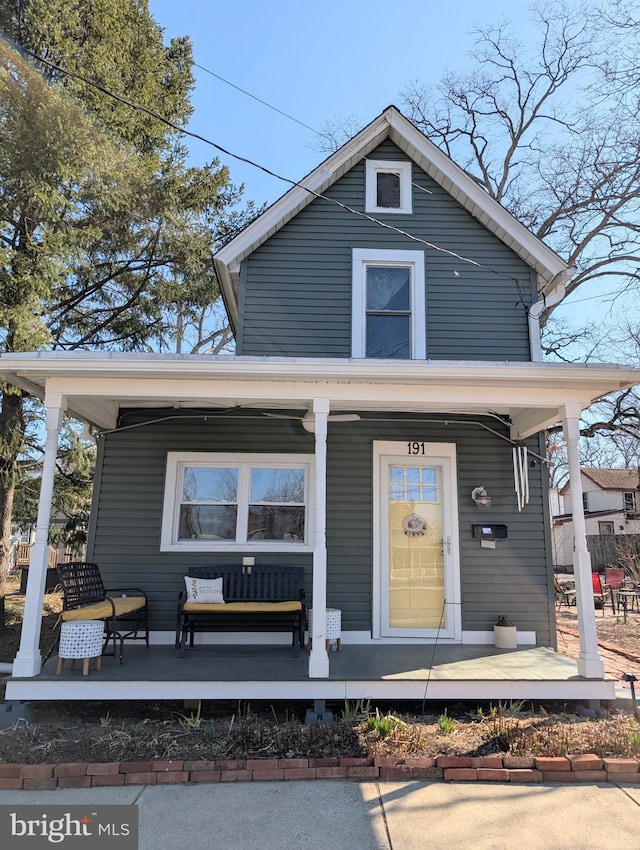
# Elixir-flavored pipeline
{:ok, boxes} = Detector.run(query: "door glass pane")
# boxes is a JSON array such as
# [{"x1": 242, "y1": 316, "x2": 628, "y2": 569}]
[{"x1": 388, "y1": 464, "x2": 444, "y2": 629}]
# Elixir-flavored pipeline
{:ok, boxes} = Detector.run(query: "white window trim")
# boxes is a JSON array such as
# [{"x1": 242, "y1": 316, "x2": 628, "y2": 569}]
[
  {"x1": 365, "y1": 159, "x2": 412, "y2": 214},
  {"x1": 352, "y1": 248, "x2": 426, "y2": 359},
  {"x1": 161, "y1": 452, "x2": 314, "y2": 552}
]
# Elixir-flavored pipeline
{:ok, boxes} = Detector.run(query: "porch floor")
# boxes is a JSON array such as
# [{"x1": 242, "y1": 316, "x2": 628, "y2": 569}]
[{"x1": 6, "y1": 642, "x2": 617, "y2": 704}]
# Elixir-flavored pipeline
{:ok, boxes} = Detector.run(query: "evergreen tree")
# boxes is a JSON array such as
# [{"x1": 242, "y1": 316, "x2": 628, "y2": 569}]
[{"x1": 0, "y1": 0, "x2": 256, "y2": 584}]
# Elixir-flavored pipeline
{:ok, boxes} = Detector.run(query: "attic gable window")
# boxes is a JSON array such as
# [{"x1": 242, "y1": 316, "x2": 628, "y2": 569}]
[
  {"x1": 352, "y1": 249, "x2": 426, "y2": 360},
  {"x1": 365, "y1": 160, "x2": 412, "y2": 214}
]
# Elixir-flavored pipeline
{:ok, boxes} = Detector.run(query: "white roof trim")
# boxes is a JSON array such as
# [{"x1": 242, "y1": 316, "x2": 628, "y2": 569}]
[
  {"x1": 214, "y1": 106, "x2": 571, "y2": 325},
  {"x1": 1, "y1": 352, "x2": 638, "y2": 439}
]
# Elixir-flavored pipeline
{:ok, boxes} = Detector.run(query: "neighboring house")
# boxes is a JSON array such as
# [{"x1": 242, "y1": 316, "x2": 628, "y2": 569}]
[
  {"x1": 553, "y1": 468, "x2": 640, "y2": 569},
  {"x1": 3, "y1": 106, "x2": 640, "y2": 706}
]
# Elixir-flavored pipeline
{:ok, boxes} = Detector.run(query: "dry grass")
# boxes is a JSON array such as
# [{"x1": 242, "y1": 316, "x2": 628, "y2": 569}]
[{"x1": 0, "y1": 699, "x2": 639, "y2": 766}]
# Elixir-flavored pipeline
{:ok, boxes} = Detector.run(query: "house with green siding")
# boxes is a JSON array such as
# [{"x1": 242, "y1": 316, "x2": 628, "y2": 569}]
[{"x1": 3, "y1": 106, "x2": 639, "y2": 705}]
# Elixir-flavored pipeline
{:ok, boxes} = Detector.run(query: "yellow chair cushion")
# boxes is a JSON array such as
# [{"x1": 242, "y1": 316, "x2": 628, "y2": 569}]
[
  {"x1": 182, "y1": 601, "x2": 302, "y2": 613},
  {"x1": 61, "y1": 596, "x2": 146, "y2": 621}
]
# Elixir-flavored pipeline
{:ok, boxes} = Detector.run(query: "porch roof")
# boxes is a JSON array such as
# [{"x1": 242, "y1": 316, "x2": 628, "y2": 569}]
[{"x1": 1, "y1": 352, "x2": 639, "y2": 440}]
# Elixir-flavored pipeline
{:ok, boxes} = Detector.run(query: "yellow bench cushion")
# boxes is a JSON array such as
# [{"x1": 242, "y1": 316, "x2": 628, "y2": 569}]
[
  {"x1": 182, "y1": 601, "x2": 302, "y2": 613},
  {"x1": 61, "y1": 596, "x2": 146, "y2": 621}
]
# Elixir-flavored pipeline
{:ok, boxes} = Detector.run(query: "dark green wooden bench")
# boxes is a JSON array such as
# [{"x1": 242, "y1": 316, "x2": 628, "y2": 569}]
[{"x1": 175, "y1": 565, "x2": 306, "y2": 657}]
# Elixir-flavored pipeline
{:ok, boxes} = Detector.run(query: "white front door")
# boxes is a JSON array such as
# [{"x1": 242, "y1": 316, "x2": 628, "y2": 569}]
[{"x1": 373, "y1": 441, "x2": 461, "y2": 640}]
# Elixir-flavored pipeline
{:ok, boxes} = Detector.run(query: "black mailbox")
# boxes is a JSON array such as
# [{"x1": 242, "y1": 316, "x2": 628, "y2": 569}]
[{"x1": 472, "y1": 524, "x2": 508, "y2": 540}]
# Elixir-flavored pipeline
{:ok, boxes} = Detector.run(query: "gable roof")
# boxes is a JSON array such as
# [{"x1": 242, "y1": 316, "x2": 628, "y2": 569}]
[
  {"x1": 582, "y1": 468, "x2": 640, "y2": 491},
  {"x1": 214, "y1": 105, "x2": 573, "y2": 330},
  {"x1": 561, "y1": 467, "x2": 640, "y2": 494}
]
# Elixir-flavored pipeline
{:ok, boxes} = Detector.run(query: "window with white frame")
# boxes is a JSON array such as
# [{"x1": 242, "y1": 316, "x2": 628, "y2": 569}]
[
  {"x1": 365, "y1": 160, "x2": 412, "y2": 214},
  {"x1": 161, "y1": 453, "x2": 313, "y2": 551},
  {"x1": 352, "y1": 248, "x2": 426, "y2": 359}
]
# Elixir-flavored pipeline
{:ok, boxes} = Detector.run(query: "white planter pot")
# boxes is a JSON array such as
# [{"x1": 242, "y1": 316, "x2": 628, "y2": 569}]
[{"x1": 493, "y1": 624, "x2": 517, "y2": 649}]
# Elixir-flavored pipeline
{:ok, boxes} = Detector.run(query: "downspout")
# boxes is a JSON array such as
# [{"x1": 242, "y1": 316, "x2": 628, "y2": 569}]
[{"x1": 528, "y1": 268, "x2": 575, "y2": 361}]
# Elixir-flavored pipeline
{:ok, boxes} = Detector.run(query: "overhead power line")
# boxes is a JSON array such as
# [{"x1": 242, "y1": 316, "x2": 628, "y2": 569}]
[
  {"x1": 6, "y1": 38, "x2": 528, "y2": 289},
  {"x1": 193, "y1": 63, "x2": 320, "y2": 136}
]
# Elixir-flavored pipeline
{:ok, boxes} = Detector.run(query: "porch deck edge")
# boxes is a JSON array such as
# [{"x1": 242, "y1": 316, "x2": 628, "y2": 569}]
[{"x1": 5, "y1": 676, "x2": 617, "y2": 703}]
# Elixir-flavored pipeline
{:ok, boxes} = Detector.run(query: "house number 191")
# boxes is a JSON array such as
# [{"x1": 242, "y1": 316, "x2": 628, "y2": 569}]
[{"x1": 407, "y1": 442, "x2": 425, "y2": 455}]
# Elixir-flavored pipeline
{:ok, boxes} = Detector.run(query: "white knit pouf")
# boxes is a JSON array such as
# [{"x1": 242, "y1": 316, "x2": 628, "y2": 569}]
[
  {"x1": 307, "y1": 608, "x2": 342, "y2": 651},
  {"x1": 56, "y1": 620, "x2": 104, "y2": 676}
]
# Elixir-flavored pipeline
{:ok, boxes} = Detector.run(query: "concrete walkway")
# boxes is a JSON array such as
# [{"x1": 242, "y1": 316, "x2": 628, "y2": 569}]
[{"x1": 1, "y1": 779, "x2": 639, "y2": 849}]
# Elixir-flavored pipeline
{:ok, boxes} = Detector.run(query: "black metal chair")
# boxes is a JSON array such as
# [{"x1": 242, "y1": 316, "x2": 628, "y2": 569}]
[
  {"x1": 616, "y1": 580, "x2": 640, "y2": 616},
  {"x1": 52, "y1": 561, "x2": 149, "y2": 664}
]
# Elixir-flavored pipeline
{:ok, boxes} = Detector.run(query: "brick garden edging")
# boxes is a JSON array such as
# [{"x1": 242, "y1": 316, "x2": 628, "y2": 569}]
[{"x1": 1, "y1": 753, "x2": 639, "y2": 790}]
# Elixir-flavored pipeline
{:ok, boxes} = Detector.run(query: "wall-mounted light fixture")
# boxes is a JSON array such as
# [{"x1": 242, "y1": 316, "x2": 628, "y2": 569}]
[{"x1": 471, "y1": 486, "x2": 492, "y2": 510}]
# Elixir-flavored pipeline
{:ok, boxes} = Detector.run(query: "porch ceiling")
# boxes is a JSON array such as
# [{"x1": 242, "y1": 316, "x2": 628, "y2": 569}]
[{"x1": 1, "y1": 352, "x2": 638, "y2": 439}]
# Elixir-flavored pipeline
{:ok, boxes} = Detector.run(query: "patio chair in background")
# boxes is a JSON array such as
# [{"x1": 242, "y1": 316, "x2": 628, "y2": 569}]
[
  {"x1": 553, "y1": 575, "x2": 576, "y2": 609},
  {"x1": 53, "y1": 561, "x2": 149, "y2": 664},
  {"x1": 616, "y1": 579, "x2": 640, "y2": 616},
  {"x1": 591, "y1": 571, "x2": 612, "y2": 616},
  {"x1": 604, "y1": 567, "x2": 625, "y2": 613}
]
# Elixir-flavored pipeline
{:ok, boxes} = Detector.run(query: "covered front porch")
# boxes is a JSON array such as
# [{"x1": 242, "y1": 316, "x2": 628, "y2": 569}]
[
  {"x1": 2, "y1": 352, "x2": 640, "y2": 696},
  {"x1": 5, "y1": 641, "x2": 617, "y2": 703}
]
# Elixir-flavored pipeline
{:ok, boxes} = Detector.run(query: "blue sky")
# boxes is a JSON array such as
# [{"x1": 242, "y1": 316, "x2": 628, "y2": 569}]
[
  {"x1": 149, "y1": 0, "x2": 525, "y2": 204},
  {"x1": 147, "y1": 0, "x2": 624, "y2": 332}
]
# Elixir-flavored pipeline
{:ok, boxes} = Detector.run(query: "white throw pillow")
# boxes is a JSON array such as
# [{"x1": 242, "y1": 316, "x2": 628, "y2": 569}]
[{"x1": 184, "y1": 576, "x2": 225, "y2": 604}]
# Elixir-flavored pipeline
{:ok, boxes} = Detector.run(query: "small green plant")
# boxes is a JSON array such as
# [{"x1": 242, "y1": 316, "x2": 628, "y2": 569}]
[
  {"x1": 176, "y1": 701, "x2": 202, "y2": 731},
  {"x1": 437, "y1": 710, "x2": 456, "y2": 734},
  {"x1": 99, "y1": 711, "x2": 113, "y2": 727},
  {"x1": 489, "y1": 699, "x2": 527, "y2": 718},
  {"x1": 341, "y1": 698, "x2": 371, "y2": 721},
  {"x1": 627, "y1": 720, "x2": 640, "y2": 749},
  {"x1": 474, "y1": 704, "x2": 499, "y2": 720},
  {"x1": 366, "y1": 709, "x2": 407, "y2": 738}
]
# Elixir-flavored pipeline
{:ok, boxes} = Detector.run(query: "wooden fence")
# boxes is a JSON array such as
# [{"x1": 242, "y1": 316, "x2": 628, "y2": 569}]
[{"x1": 586, "y1": 533, "x2": 640, "y2": 571}]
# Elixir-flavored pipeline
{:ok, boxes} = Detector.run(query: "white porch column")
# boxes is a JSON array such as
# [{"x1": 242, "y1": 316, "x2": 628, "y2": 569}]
[
  {"x1": 12, "y1": 394, "x2": 65, "y2": 678},
  {"x1": 308, "y1": 397, "x2": 330, "y2": 678},
  {"x1": 561, "y1": 403, "x2": 604, "y2": 679}
]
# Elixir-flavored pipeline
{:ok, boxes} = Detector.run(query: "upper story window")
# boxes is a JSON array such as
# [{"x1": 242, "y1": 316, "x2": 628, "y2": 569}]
[
  {"x1": 365, "y1": 160, "x2": 412, "y2": 214},
  {"x1": 582, "y1": 492, "x2": 589, "y2": 513},
  {"x1": 161, "y1": 452, "x2": 313, "y2": 552},
  {"x1": 624, "y1": 491, "x2": 639, "y2": 518},
  {"x1": 352, "y1": 249, "x2": 426, "y2": 360}
]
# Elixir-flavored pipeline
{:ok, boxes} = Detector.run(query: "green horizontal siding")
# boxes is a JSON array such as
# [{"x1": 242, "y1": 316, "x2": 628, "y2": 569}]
[
  {"x1": 238, "y1": 139, "x2": 535, "y2": 361},
  {"x1": 88, "y1": 410, "x2": 552, "y2": 645}
]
